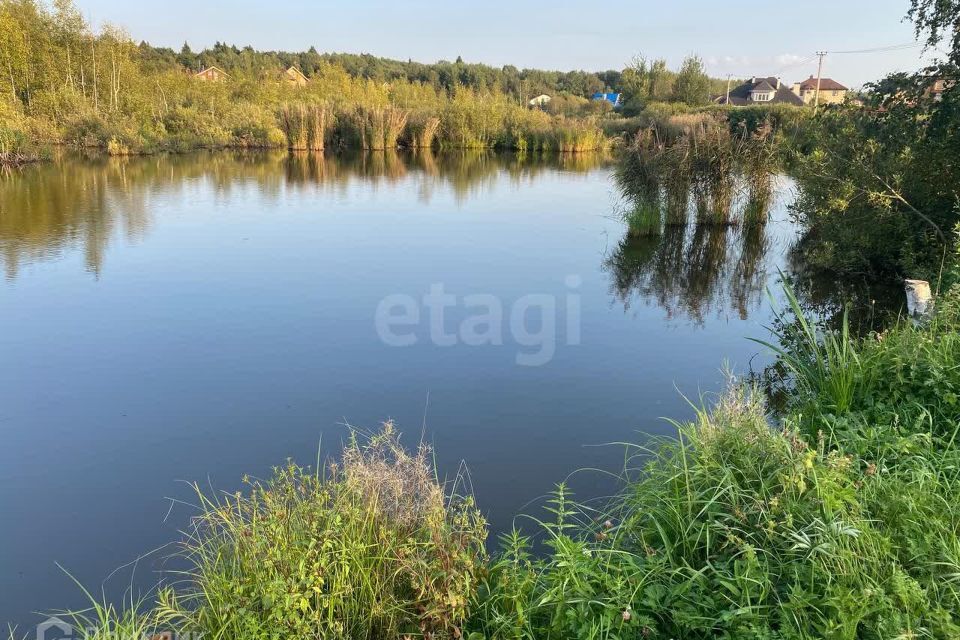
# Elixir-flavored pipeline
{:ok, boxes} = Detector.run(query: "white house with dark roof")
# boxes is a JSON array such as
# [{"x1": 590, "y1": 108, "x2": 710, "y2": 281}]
[{"x1": 714, "y1": 77, "x2": 804, "y2": 106}]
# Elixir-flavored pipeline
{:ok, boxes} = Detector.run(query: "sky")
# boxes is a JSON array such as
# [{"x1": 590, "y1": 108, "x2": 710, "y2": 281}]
[{"x1": 73, "y1": 0, "x2": 941, "y2": 88}]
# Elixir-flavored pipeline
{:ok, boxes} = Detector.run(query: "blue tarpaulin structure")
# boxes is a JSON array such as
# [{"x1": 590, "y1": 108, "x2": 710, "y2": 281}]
[{"x1": 591, "y1": 92, "x2": 622, "y2": 106}]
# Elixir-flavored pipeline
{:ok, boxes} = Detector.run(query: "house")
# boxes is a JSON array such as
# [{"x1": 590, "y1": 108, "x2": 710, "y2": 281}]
[
  {"x1": 925, "y1": 76, "x2": 954, "y2": 102},
  {"x1": 714, "y1": 77, "x2": 804, "y2": 106},
  {"x1": 791, "y1": 76, "x2": 849, "y2": 105},
  {"x1": 282, "y1": 66, "x2": 309, "y2": 88},
  {"x1": 591, "y1": 92, "x2": 622, "y2": 106},
  {"x1": 194, "y1": 66, "x2": 229, "y2": 82},
  {"x1": 528, "y1": 94, "x2": 551, "y2": 107}
]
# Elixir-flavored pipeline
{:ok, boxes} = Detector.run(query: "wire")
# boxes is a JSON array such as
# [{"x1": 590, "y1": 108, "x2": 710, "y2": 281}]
[
  {"x1": 829, "y1": 42, "x2": 924, "y2": 55},
  {"x1": 774, "y1": 55, "x2": 816, "y2": 74}
]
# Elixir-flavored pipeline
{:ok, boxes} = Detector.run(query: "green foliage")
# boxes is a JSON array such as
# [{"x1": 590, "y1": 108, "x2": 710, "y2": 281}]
[
  {"x1": 908, "y1": 0, "x2": 960, "y2": 65},
  {"x1": 619, "y1": 57, "x2": 679, "y2": 116},
  {"x1": 778, "y1": 284, "x2": 960, "y2": 442},
  {"x1": 672, "y1": 56, "x2": 712, "y2": 106},
  {"x1": 615, "y1": 112, "x2": 781, "y2": 229},
  {"x1": 468, "y1": 280, "x2": 960, "y2": 638},
  {"x1": 470, "y1": 384, "x2": 957, "y2": 639},
  {"x1": 789, "y1": 101, "x2": 954, "y2": 278},
  {"x1": 162, "y1": 423, "x2": 487, "y2": 640},
  {"x1": 788, "y1": 2, "x2": 959, "y2": 279},
  {"x1": 755, "y1": 283, "x2": 865, "y2": 414},
  {"x1": 0, "y1": 0, "x2": 613, "y2": 155}
]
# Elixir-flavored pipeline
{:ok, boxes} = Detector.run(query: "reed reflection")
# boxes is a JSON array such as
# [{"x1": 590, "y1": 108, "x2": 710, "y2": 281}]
[{"x1": 604, "y1": 217, "x2": 774, "y2": 325}]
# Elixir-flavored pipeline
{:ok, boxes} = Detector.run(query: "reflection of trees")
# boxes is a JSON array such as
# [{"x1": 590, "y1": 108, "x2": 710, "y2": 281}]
[
  {"x1": 1, "y1": 156, "x2": 153, "y2": 279},
  {"x1": 280, "y1": 149, "x2": 611, "y2": 204},
  {"x1": 1, "y1": 150, "x2": 613, "y2": 280},
  {"x1": 603, "y1": 221, "x2": 772, "y2": 325},
  {"x1": 603, "y1": 205, "x2": 903, "y2": 329},
  {"x1": 781, "y1": 260, "x2": 904, "y2": 334}
]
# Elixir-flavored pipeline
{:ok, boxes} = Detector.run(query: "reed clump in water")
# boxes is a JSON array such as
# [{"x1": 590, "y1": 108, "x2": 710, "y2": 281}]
[
  {"x1": 404, "y1": 112, "x2": 442, "y2": 149},
  {"x1": 689, "y1": 122, "x2": 736, "y2": 225},
  {"x1": 660, "y1": 139, "x2": 693, "y2": 226},
  {"x1": 279, "y1": 103, "x2": 330, "y2": 151},
  {"x1": 353, "y1": 106, "x2": 410, "y2": 150},
  {"x1": 623, "y1": 199, "x2": 663, "y2": 237},
  {"x1": 618, "y1": 114, "x2": 780, "y2": 230},
  {"x1": 616, "y1": 128, "x2": 663, "y2": 236},
  {"x1": 739, "y1": 121, "x2": 777, "y2": 227}
]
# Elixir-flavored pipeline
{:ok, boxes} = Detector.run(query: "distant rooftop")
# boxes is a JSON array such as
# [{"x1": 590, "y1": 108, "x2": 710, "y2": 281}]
[{"x1": 796, "y1": 76, "x2": 848, "y2": 91}]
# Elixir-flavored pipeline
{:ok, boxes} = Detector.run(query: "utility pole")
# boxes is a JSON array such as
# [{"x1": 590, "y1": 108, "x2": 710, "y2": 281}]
[
  {"x1": 814, "y1": 51, "x2": 827, "y2": 108},
  {"x1": 725, "y1": 74, "x2": 732, "y2": 105}
]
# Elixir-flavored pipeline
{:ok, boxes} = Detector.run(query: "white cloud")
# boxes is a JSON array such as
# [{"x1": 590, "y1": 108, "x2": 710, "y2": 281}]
[{"x1": 775, "y1": 53, "x2": 806, "y2": 66}]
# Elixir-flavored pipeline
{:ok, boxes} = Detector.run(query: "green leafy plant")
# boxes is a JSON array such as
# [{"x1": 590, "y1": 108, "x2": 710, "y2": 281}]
[{"x1": 162, "y1": 423, "x2": 487, "y2": 640}]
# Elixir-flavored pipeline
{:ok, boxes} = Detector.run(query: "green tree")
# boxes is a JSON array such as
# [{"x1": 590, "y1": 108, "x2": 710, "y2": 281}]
[
  {"x1": 908, "y1": 0, "x2": 960, "y2": 63},
  {"x1": 672, "y1": 55, "x2": 711, "y2": 106},
  {"x1": 647, "y1": 58, "x2": 674, "y2": 101}
]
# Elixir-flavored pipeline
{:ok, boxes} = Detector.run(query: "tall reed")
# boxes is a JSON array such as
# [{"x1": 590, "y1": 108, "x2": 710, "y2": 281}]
[
  {"x1": 405, "y1": 112, "x2": 441, "y2": 149},
  {"x1": 353, "y1": 106, "x2": 410, "y2": 150},
  {"x1": 616, "y1": 129, "x2": 663, "y2": 236},
  {"x1": 739, "y1": 121, "x2": 778, "y2": 226},
  {"x1": 279, "y1": 103, "x2": 330, "y2": 151},
  {"x1": 661, "y1": 142, "x2": 692, "y2": 226},
  {"x1": 689, "y1": 122, "x2": 735, "y2": 225},
  {"x1": 753, "y1": 282, "x2": 864, "y2": 413}
]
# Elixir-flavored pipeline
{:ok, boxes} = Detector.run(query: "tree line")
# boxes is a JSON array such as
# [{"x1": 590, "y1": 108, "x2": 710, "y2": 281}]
[{"x1": 0, "y1": 0, "x2": 724, "y2": 157}]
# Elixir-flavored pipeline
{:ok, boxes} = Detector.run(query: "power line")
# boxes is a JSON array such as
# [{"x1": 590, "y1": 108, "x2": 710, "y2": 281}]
[
  {"x1": 713, "y1": 40, "x2": 924, "y2": 88},
  {"x1": 828, "y1": 42, "x2": 924, "y2": 55},
  {"x1": 774, "y1": 55, "x2": 816, "y2": 75}
]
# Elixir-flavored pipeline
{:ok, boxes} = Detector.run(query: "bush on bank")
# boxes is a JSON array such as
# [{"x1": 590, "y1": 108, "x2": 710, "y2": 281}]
[{"x1": 157, "y1": 423, "x2": 487, "y2": 640}]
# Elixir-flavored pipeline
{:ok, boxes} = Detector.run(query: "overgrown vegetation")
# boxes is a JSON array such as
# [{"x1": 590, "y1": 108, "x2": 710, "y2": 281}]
[
  {"x1": 787, "y1": 0, "x2": 960, "y2": 280},
  {"x1": 0, "y1": 0, "x2": 736, "y2": 155},
  {"x1": 615, "y1": 112, "x2": 782, "y2": 234},
  {"x1": 159, "y1": 423, "x2": 487, "y2": 640}
]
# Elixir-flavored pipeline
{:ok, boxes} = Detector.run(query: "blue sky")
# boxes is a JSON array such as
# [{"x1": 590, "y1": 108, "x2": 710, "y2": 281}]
[{"x1": 75, "y1": 0, "x2": 938, "y2": 87}]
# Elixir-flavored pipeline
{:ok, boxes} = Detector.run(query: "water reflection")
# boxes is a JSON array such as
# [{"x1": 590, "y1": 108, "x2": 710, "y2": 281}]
[
  {"x1": 0, "y1": 150, "x2": 611, "y2": 279},
  {"x1": 604, "y1": 221, "x2": 774, "y2": 324},
  {"x1": 0, "y1": 156, "x2": 155, "y2": 280},
  {"x1": 282, "y1": 149, "x2": 611, "y2": 203}
]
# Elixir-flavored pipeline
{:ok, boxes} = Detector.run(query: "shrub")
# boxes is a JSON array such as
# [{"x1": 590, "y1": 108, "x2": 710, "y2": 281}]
[{"x1": 163, "y1": 423, "x2": 487, "y2": 640}]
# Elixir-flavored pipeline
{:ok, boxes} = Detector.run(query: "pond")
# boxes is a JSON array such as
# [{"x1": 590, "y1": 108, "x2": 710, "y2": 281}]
[{"x1": 0, "y1": 149, "x2": 860, "y2": 626}]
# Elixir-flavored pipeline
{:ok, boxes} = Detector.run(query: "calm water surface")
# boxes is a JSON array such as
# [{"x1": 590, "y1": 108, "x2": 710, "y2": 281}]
[{"x1": 1, "y1": 150, "x2": 803, "y2": 626}]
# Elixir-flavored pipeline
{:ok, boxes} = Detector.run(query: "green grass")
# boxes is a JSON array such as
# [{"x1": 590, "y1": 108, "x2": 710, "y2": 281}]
[
  {"x1": 754, "y1": 280, "x2": 866, "y2": 415},
  {"x1": 466, "y1": 282, "x2": 960, "y2": 639},
  {"x1": 157, "y1": 423, "x2": 486, "y2": 640}
]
